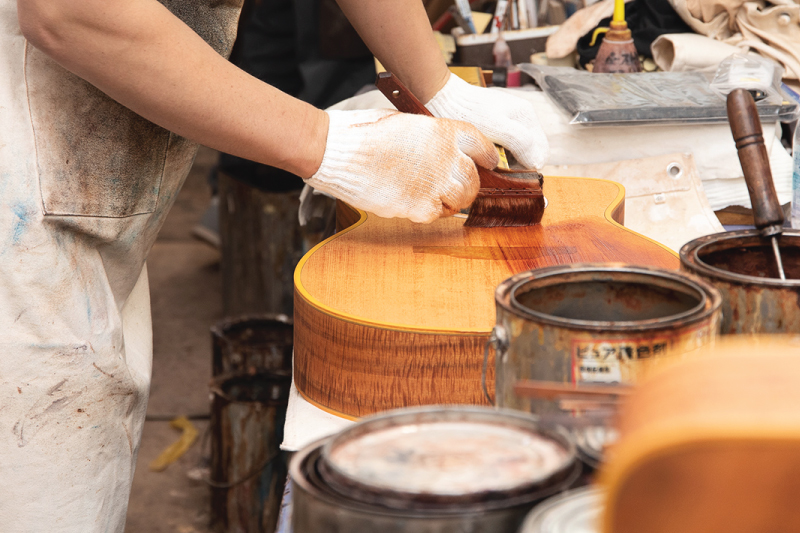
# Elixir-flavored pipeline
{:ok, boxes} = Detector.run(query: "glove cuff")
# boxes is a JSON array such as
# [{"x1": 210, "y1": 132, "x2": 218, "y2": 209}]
[
  {"x1": 425, "y1": 73, "x2": 474, "y2": 119},
  {"x1": 305, "y1": 109, "x2": 394, "y2": 205}
]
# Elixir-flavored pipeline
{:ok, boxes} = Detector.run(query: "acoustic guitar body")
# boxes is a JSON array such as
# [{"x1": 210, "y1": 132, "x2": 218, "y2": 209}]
[{"x1": 294, "y1": 177, "x2": 678, "y2": 418}]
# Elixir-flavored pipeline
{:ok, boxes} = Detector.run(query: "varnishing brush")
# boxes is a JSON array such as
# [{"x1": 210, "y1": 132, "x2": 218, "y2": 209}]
[
  {"x1": 375, "y1": 72, "x2": 545, "y2": 227},
  {"x1": 726, "y1": 88, "x2": 787, "y2": 280}
]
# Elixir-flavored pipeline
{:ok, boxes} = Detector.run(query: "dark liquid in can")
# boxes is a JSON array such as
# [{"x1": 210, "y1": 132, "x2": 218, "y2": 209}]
[{"x1": 699, "y1": 245, "x2": 800, "y2": 280}]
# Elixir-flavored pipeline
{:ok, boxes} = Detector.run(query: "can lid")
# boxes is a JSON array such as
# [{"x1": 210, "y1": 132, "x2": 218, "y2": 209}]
[
  {"x1": 320, "y1": 407, "x2": 574, "y2": 504},
  {"x1": 325, "y1": 421, "x2": 567, "y2": 496},
  {"x1": 520, "y1": 487, "x2": 603, "y2": 533}
]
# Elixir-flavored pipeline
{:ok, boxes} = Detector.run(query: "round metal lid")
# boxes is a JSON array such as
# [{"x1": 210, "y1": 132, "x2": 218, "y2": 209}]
[
  {"x1": 520, "y1": 487, "x2": 603, "y2": 533},
  {"x1": 319, "y1": 406, "x2": 575, "y2": 504}
]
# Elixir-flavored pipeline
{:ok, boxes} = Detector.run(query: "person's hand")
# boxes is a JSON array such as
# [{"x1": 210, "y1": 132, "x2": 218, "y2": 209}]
[
  {"x1": 425, "y1": 73, "x2": 549, "y2": 169},
  {"x1": 305, "y1": 109, "x2": 498, "y2": 223}
]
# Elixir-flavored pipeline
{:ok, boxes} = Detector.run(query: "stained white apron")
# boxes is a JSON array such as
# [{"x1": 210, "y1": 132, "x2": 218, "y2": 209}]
[{"x1": 0, "y1": 1, "x2": 241, "y2": 530}]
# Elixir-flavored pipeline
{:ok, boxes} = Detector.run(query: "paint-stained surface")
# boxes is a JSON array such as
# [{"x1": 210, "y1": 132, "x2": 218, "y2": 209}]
[
  {"x1": 161, "y1": 0, "x2": 243, "y2": 57},
  {"x1": 26, "y1": 47, "x2": 170, "y2": 217},
  {"x1": 0, "y1": 0, "x2": 241, "y2": 531}
]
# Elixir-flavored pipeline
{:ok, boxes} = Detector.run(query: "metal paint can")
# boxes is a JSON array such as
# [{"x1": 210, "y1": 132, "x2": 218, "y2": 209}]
[
  {"x1": 518, "y1": 487, "x2": 603, "y2": 533},
  {"x1": 493, "y1": 264, "x2": 722, "y2": 413},
  {"x1": 209, "y1": 372, "x2": 292, "y2": 533},
  {"x1": 210, "y1": 314, "x2": 293, "y2": 377},
  {"x1": 680, "y1": 230, "x2": 800, "y2": 333},
  {"x1": 573, "y1": 426, "x2": 619, "y2": 470},
  {"x1": 290, "y1": 406, "x2": 581, "y2": 533}
]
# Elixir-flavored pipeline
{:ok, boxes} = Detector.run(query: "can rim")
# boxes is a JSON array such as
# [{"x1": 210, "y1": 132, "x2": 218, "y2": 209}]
[
  {"x1": 518, "y1": 486, "x2": 603, "y2": 532},
  {"x1": 497, "y1": 264, "x2": 721, "y2": 331},
  {"x1": 681, "y1": 230, "x2": 800, "y2": 287},
  {"x1": 290, "y1": 438, "x2": 581, "y2": 519}
]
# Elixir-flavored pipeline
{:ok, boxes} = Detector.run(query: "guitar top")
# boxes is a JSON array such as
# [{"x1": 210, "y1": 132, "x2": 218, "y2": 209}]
[{"x1": 294, "y1": 176, "x2": 678, "y2": 418}]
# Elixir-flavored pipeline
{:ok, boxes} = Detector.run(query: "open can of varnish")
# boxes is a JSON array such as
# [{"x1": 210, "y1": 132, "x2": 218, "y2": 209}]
[
  {"x1": 493, "y1": 264, "x2": 722, "y2": 415},
  {"x1": 290, "y1": 406, "x2": 581, "y2": 533},
  {"x1": 681, "y1": 230, "x2": 800, "y2": 333}
]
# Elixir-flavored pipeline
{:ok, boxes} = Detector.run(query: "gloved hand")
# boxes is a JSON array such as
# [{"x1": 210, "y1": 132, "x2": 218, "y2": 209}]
[
  {"x1": 425, "y1": 73, "x2": 549, "y2": 169},
  {"x1": 305, "y1": 109, "x2": 498, "y2": 223}
]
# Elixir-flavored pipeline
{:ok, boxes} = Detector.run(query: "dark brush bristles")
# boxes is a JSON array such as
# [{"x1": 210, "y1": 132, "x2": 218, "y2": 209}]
[{"x1": 464, "y1": 192, "x2": 546, "y2": 227}]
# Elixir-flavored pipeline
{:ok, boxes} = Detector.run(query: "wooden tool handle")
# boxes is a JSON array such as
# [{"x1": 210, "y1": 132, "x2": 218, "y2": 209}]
[
  {"x1": 375, "y1": 72, "x2": 433, "y2": 117},
  {"x1": 727, "y1": 88, "x2": 784, "y2": 235}
]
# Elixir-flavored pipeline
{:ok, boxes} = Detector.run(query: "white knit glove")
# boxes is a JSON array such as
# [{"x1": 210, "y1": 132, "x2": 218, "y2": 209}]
[
  {"x1": 425, "y1": 73, "x2": 549, "y2": 169},
  {"x1": 305, "y1": 109, "x2": 498, "y2": 223}
]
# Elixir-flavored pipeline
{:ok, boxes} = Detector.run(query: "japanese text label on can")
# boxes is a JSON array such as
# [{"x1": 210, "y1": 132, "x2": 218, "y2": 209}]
[{"x1": 572, "y1": 338, "x2": 670, "y2": 384}]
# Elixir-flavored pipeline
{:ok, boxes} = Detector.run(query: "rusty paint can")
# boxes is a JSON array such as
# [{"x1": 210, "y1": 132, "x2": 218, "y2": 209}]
[
  {"x1": 290, "y1": 406, "x2": 581, "y2": 533},
  {"x1": 493, "y1": 264, "x2": 722, "y2": 414},
  {"x1": 211, "y1": 314, "x2": 293, "y2": 377},
  {"x1": 680, "y1": 230, "x2": 800, "y2": 333},
  {"x1": 210, "y1": 372, "x2": 292, "y2": 533},
  {"x1": 518, "y1": 487, "x2": 603, "y2": 533}
]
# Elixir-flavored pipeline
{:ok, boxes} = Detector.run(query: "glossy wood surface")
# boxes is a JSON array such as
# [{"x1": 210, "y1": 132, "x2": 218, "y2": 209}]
[{"x1": 294, "y1": 176, "x2": 678, "y2": 417}]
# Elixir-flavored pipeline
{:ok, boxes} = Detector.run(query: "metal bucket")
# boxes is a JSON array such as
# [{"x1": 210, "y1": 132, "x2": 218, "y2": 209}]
[
  {"x1": 210, "y1": 372, "x2": 292, "y2": 533},
  {"x1": 290, "y1": 406, "x2": 581, "y2": 533},
  {"x1": 211, "y1": 314, "x2": 293, "y2": 377},
  {"x1": 493, "y1": 264, "x2": 722, "y2": 413},
  {"x1": 680, "y1": 230, "x2": 800, "y2": 333},
  {"x1": 518, "y1": 487, "x2": 602, "y2": 533}
]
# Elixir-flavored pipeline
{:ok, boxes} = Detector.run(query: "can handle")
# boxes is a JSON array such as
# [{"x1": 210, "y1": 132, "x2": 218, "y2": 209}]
[{"x1": 482, "y1": 326, "x2": 508, "y2": 405}]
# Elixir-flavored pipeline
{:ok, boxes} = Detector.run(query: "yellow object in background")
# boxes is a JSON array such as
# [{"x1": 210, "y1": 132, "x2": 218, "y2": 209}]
[
  {"x1": 471, "y1": 11, "x2": 494, "y2": 34},
  {"x1": 149, "y1": 416, "x2": 199, "y2": 472}
]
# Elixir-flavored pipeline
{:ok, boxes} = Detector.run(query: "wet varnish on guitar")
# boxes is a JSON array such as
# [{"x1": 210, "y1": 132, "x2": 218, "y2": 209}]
[{"x1": 294, "y1": 176, "x2": 678, "y2": 418}]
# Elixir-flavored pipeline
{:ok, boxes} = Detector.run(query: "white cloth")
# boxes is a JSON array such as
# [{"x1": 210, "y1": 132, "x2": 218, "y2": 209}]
[
  {"x1": 0, "y1": 2, "x2": 239, "y2": 531},
  {"x1": 668, "y1": 0, "x2": 800, "y2": 80},
  {"x1": 651, "y1": 33, "x2": 745, "y2": 72},
  {"x1": 425, "y1": 73, "x2": 550, "y2": 169},
  {"x1": 544, "y1": 153, "x2": 725, "y2": 251},
  {"x1": 702, "y1": 138, "x2": 794, "y2": 210},
  {"x1": 281, "y1": 381, "x2": 353, "y2": 451},
  {"x1": 306, "y1": 109, "x2": 498, "y2": 223}
]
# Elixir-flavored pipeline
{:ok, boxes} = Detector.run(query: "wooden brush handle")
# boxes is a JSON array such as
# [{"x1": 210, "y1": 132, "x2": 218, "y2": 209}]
[
  {"x1": 375, "y1": 72, "x2": 542, "y2": 192},
  {"x1": 376, "y1": 72, "x2": 433, "y2": 117},
  {"x1": 726, "y1": 88, "x2": 784, "y2": 235}
]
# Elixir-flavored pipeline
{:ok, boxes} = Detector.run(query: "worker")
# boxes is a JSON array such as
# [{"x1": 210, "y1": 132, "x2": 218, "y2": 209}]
[{"x1": 1, "y1": 0, "x2": 548, "y2": 530}]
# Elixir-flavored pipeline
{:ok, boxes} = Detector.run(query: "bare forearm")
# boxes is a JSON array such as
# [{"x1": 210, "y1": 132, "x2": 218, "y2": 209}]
[
  {"x1": 17, "y1": 0, "x2": 327, "y2": 178},
  {"x1": 335, "y1": 0, "x2": 449, "y2": 103}
]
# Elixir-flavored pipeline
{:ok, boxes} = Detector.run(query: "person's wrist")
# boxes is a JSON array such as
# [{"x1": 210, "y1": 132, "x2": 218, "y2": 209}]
[
  {"x1": 417, "y1": 69, "x2": 451, "y2": 105},
  {"x1": 292, "y1": 108, "x2": 330, "y2": 180}
]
